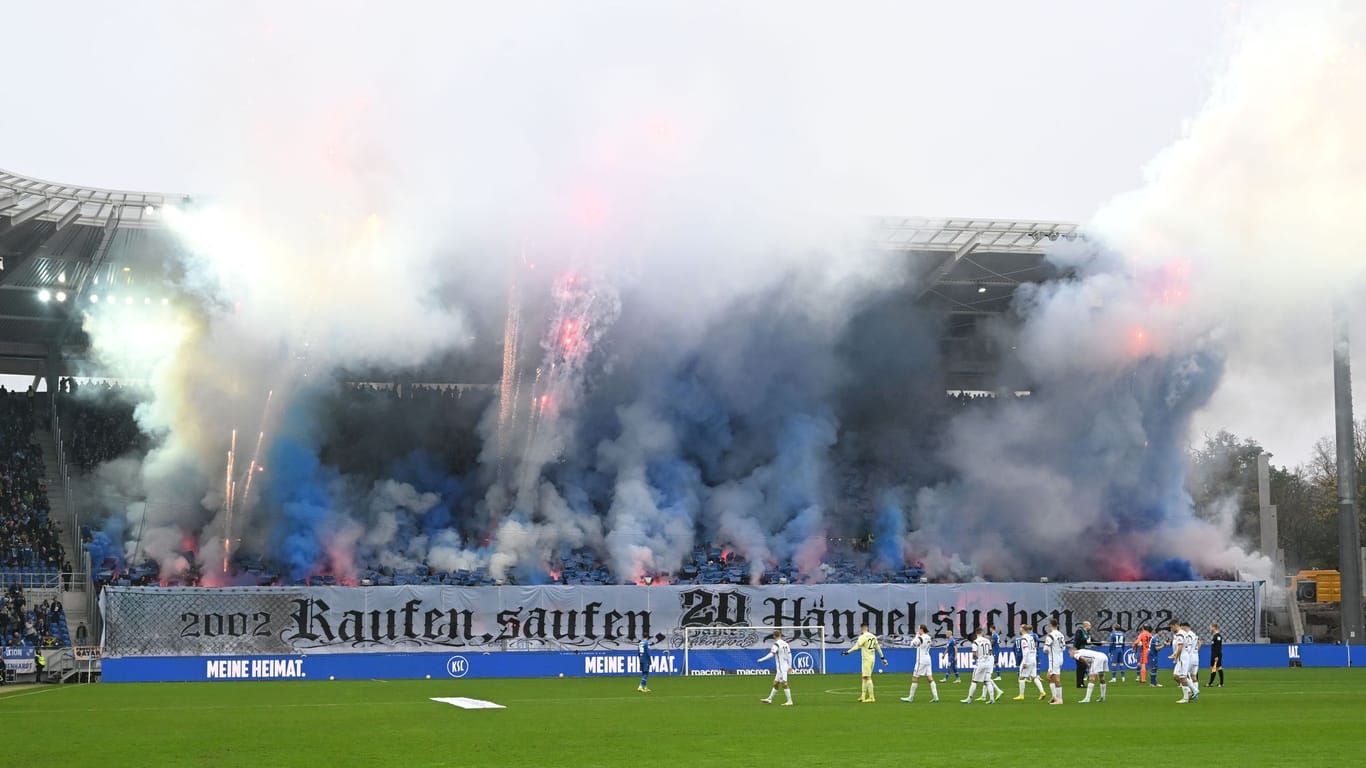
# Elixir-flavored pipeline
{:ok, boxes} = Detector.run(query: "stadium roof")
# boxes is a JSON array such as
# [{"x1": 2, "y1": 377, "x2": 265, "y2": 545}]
[
  {"x1": 0, "y1": 169, "x2": 191, "y2": 371},
  {"x1": 0, "y1": 167, "x2": 1078, "y2": 384}
]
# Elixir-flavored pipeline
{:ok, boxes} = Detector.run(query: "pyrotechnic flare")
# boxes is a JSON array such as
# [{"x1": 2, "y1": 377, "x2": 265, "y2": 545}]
[
  {"x1": 509, "y1": 271, "x2": 621, "y2": 512},
  {"x1": 241, "y1": 432, "x2": 265, "y2": 505},
  {"x1": 223, "y1": 429, "x2": 237, "y2": 573},
  {"x1": 496, "y1": 271, "x2": 523, "y2": 470},
  {"x1": 239, "y1": 389, "x2": 274, "y2": 508}
]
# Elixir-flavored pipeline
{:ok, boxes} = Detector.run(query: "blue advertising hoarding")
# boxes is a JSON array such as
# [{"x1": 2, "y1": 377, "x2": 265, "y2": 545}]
[{"x1": 102, "y1": 643, "x2": 1351, "y2": 683}]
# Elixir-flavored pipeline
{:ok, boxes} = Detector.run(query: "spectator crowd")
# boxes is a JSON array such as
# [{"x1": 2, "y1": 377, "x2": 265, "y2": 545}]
[
  {"x1": 0, "y1": 388, "x2": 73, "y2": 656},
  {"x1": 0, "y1": 584, "x2": 67, "y2": 648},
  {"x1": 57, "y1": 379, "x2": 144, "y2": 472}
]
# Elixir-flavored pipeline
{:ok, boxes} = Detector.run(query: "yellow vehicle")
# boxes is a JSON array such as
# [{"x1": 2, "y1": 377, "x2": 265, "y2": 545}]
[{"x1": 1292, "y1": 569, "x2": 1341, "y2": 603}]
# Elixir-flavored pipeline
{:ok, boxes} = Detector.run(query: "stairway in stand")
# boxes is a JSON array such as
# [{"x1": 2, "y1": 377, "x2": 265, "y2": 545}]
[{"x1": 35, "y1": 406, "x2": 92, "y2": 647}]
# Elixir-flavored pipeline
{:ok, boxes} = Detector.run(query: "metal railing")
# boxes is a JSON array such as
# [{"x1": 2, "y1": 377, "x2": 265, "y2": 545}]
[
  {"x1": 49, "y1": 398, "x2": 101, "y2": 645},
  {"x1": 51, "y1": 403, "x2": 81, "y2": 576},
  {"x1": 0, "y1": 565, "x2": 65, "y2": 587}
]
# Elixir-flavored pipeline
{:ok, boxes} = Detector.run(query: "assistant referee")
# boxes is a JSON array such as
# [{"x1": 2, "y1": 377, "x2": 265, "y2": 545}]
[{"x1": 1207, "y1": 623, "x2": 1224, "y2": 688}]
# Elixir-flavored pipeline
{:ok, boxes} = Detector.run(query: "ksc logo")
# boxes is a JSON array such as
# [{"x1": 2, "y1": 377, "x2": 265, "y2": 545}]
[
  {"x1": 1123, "y1": 649, "x2": 1139, "y2": 670},
  {"x1": 793, "y1": 652, "x2": 815, "y2": 672},
  {"x1": 446, "y1": 656, "x2": 470, "y2": 678}
]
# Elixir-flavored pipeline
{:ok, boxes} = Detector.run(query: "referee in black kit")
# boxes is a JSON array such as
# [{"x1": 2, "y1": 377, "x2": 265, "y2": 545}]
[
  {"x1": 1073, "y1": 621, "x2": 1092, "y2": 688},
  {"x1": 1207, "y1": 623, "x2": 1224, "y2": 687}
]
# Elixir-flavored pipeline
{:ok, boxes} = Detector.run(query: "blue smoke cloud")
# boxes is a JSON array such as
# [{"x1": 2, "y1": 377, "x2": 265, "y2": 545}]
[
  {"x1": 872, "y1": 491, "x2": 906, "y2": 572},
  {"x1": 265, "y1": 434, "x2": 344, "y2": 582}
]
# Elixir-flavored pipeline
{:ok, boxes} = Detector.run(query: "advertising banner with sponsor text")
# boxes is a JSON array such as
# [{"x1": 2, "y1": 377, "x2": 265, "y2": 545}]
[{"x1": 101, "y1": 643, "x2": 1344, "y2": 683}]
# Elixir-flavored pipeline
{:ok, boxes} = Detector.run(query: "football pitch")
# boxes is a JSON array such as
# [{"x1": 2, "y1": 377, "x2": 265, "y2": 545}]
[{"x1": 2, "y1": 669, "x2": 1363, "y2": 767}]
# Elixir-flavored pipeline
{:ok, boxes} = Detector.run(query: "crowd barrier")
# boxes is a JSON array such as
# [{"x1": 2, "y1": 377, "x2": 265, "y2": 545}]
[{"x1": 101, "y1": 643, "x2": 1357, "y2": 683}]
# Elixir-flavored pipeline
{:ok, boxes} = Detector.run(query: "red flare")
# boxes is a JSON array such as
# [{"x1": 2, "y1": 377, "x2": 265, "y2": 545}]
[{"x1": 1127, "y1": 326, "x2": 1152, "y2": 357}]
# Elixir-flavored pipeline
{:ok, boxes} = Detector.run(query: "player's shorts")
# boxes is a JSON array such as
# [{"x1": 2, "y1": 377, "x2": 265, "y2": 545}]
[
  {"x1": 971, "y1": 661, "x2": 994, "y2": 683},
  {"x1": 773, "y1": 666, "x2": 789, "y2": 684},
  {"x1": 913, "y1": 659, "x2": 932, "y2": 677},
  {"x1": 1086, "y1": 656, "x2": 1109, "y2": 674},
  {"x1": 1047, "y1": 655, "x2": 1063, "y2": 675},
  {"x1": 861, "y1": 658, "x2": 876, "y2": 677},
  {"x1": 1184, "y1": 659, "x2": 1199, "y2": 677},
  {"x1": 1019, "y1": 659, "x2": 1038, "y2": 678}
]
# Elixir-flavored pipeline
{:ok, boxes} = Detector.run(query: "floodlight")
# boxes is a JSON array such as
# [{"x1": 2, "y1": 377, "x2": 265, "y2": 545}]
[
  {"x1": 90, "y1": 294, "x2": 100, "y2": 304},
  {"x1": 55, "y1": 291, "x2": 67, "y2": 302},
  {"x1": 37, "y1": 289, "x2": 51, "y2": 302}
]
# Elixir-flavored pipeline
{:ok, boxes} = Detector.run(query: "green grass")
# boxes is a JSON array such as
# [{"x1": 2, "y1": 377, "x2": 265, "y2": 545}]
[{"x1": 2, "y1": 670, "x2": 1364, "y2": 767}]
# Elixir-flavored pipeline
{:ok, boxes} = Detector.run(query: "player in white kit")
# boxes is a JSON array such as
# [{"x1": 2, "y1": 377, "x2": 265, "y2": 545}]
[
  {"x1": 1071, "y1": 647, "x2": 1109, "y2": 703},
  {"x1": 1044, "y1": 619, "x2": 1066, "y2": 705},
  {"x1": 1013, "y1": 624, "x2": 1048, "y2": 701},
  {"x1": 1170, "y1": 622, "x2": 1193, "y2": 703},
  {"x1": 757, "y1": 630, "x2": 794, "y2": 706},
  {"x1": 1175, "y1": 622, "x2": 1201, "y2": 703},
  {"x1": 960, "y1": 629, "x2": 999, "y2": 703},
  {"x1": 899, "y1": 625, "x2": 940, "y2": 703}
]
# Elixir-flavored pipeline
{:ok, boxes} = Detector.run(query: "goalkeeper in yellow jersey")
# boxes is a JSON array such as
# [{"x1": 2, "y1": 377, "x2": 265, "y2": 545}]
[{"x1": 842, "y1": 622, "x2": 889, "y2": 702}]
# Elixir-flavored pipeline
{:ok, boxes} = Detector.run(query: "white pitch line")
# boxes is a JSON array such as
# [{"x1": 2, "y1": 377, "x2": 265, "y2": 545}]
[
  {"x1": 0, "y1": 685, "x2": 72, "y2": 703},
  {"x1": 4, "y1": 691, "x2": 762, "y2": 716}
]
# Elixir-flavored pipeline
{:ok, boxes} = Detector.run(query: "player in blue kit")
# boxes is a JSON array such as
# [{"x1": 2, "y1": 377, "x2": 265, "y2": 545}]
[
  {"x1": 1107, "y1": 624, "x2": 1127, "y2": 682},
  {"x1": 637, "y1": 637, "x2": 652, "y2": 692},
  {"x1": 1144, "y1": 626, "x2": 1164, "y2": 687},
  {"x1": 940, "y1": 632, "x2": 961, "y2": 683},
  {"x1": 989, "y1": 624, "x2": 1003, "y2": 681}
]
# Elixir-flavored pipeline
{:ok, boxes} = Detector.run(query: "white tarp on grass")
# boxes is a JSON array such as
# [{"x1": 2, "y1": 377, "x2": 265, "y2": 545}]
[{"x1": 431, "y1": 697, "x2": 505, "y2": 710}]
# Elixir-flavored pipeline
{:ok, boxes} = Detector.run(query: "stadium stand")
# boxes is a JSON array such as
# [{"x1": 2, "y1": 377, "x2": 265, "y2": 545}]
[
  {"x1": 65, "y1": 381, "x2": 939, "y2": 588},
  {"x1": 0, "y1": 388, "x2": 72, "y2": 653},
  {"x1": 56, "y1": 380, "x2": 145, "y2": 472}
]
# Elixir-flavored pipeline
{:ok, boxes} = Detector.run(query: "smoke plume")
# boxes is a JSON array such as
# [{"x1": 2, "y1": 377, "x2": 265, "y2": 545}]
[{"x1": 71, "y1": 2, "x2": 1366, "y2": 586}]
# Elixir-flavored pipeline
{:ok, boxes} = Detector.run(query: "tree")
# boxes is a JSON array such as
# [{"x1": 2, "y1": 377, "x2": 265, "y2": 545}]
[
  {"x1": 1186, "y1": 430, "x2": 1265, "y2": 541},
  {"x1": 1183, "y1": 421, "x2": 1365, "y2": 574},
  {"x1": 1271, "y1": 463, "x2": 1336, "y2": 569},
  {"x1": 1297, "y1": 419, "x2": 1366, "y2": 570}
]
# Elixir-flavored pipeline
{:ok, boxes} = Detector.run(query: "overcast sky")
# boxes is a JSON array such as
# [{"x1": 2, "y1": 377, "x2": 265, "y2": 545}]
[
  {"x1": 3, "y1": 0, "x2": 1230, "y2": 218},
  {"x1": 2, "y1": 0, "x2": 1358, "y2": 467}
]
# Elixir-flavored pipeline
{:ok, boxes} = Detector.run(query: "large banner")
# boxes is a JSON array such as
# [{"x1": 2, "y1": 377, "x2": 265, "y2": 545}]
[
  {"x1": 100, "y1": 581, "x2": 1260, "y2": 658},
  {"x1": 3, "y1": 646, "x2": 35, "y2": 674}
]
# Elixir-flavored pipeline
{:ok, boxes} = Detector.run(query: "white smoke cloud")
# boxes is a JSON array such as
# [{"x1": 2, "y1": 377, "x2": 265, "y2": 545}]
[
  {"x1": 1093, "y1": 2, "x2": 1366, "y2": 461},
  {"x1": 907, "y1": 1, "x2": 1366, "y2": 580}
]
